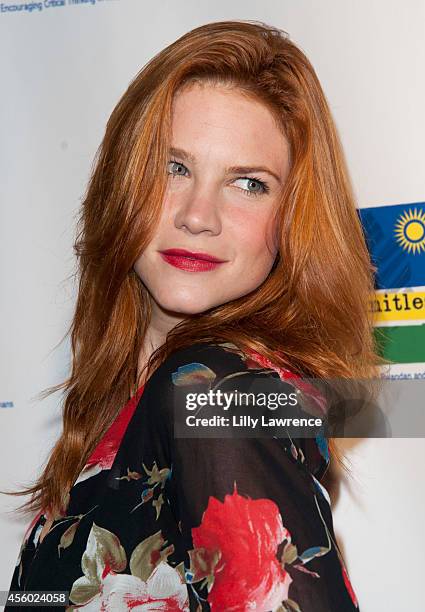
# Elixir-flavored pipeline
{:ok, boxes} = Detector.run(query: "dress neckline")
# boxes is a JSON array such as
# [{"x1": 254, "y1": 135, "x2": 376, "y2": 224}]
[{"x1": 84, "y1": 383, "x2": 146, "y2": 468}]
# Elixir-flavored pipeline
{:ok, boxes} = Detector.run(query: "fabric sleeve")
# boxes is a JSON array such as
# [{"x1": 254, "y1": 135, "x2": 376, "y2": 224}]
[{"x1": 155, "y1": 342, "x2": 360, "y2": 612}]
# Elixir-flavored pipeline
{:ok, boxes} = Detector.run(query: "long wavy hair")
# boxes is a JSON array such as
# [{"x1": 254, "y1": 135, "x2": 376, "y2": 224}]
[{"x1": 6, "y1": 20, "x2": 388, "y2": 518}]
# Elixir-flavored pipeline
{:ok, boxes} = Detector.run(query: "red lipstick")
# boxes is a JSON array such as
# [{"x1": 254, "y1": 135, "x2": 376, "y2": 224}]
[{"x1": 159, "y1": 248, "x2": 226, "y2": 272}]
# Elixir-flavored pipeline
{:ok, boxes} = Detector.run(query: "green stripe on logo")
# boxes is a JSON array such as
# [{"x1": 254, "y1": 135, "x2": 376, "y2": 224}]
[{"x1": 374, "y1": 325, "x2": 425, "y2": 363}]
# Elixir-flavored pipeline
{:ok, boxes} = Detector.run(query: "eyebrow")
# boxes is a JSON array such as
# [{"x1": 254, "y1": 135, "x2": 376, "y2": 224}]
[{"x1": 169, "y1": 146, "x2": 283, "y2": 183}]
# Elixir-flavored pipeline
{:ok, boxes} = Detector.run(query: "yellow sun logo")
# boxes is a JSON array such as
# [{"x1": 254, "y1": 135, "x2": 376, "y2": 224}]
[{"x1": 394, "y1": 207, "x2": 425, "y2": 254}]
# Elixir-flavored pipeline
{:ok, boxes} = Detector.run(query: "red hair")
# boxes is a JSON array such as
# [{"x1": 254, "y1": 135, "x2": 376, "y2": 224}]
[{"x1": 6, "y1": 20, "x2": 387, "y2": 517}]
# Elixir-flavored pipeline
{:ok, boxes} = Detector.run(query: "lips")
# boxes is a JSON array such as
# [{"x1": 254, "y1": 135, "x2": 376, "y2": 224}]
[{"x1": 159, "y1": 248, "x2": 226, "y2": 272}]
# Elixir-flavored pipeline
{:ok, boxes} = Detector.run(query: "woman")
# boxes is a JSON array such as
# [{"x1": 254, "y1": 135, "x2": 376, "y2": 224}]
[{"x1": 5, "y1": 20, "x2": 383, "y2": 611}]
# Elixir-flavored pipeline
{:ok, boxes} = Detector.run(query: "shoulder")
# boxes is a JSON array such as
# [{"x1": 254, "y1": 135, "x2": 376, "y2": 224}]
[
  {"x1": 143, "y1": 341, "x2": 330, "y2": 480},
  {"x1": 145, "y1": 340, "x2": 306, "y2": 403},
  {"x1": 150, "y1": 340, "x2": 327, "y2": 415},
  {"x1": 145, "y1": 341, "x2": 251, "y2": 392},
  {"x1": 143, "y1": 339, "x2": 289, "y2": 420}
]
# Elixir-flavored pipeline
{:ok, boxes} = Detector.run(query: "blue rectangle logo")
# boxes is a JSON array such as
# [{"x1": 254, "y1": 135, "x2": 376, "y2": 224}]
[{"x1": 359, "y1": 202, "x2": 425, "y2": 290}]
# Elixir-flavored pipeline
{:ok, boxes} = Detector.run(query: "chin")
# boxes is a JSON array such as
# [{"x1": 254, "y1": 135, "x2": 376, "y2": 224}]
[{"x1": 156, "y1": 291, "x2": 219, "y2": 316}]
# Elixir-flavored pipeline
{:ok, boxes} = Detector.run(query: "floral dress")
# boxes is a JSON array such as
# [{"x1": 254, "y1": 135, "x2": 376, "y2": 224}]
[{"x1": 6, "y1": 341, "x2": 360, "y2": 611}]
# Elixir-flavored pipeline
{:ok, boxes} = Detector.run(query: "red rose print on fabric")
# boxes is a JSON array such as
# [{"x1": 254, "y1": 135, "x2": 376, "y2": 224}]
[{"x1": 191, "y1": 484, "x2": 293, "y2": 611}]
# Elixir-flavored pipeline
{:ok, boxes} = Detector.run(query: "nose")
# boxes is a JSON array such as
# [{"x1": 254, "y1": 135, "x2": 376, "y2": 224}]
[{"x1": 174, "y1": 184, "x2": 222, "y2": 236}]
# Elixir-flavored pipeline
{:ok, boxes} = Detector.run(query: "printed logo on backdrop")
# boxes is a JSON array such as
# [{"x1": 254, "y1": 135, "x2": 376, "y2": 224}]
[
  {"x1": 358, "y1": 201, "x2": 425, "y2": 378},
  {"x1": 0, "y1": 0, "x2": 118, "y2": 15}
]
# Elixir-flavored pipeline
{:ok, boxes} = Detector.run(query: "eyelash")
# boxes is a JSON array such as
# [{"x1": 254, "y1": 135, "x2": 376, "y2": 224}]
[{"x1": 167, "y1": 159, "x2": 270, "y2": 198}]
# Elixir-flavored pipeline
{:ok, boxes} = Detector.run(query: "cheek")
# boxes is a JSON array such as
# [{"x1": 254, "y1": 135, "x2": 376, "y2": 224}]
[
  {"x1": 233, "y1": 210, "x2": 278, "y2": 263},
  {"x1": 133, "y1": 248, "x2": 157, "y2": 280}
]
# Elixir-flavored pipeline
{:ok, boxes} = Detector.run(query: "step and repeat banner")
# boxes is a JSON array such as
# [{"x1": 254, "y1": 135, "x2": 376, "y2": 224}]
[{"x1": 1, "y1": 1, "x2": 424, "y2": 610}]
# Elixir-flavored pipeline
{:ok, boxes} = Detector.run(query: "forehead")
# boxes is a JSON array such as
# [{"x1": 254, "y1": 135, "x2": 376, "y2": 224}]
[{"x1": 170, "y1": 83, "x2": 289, "y2": 168}]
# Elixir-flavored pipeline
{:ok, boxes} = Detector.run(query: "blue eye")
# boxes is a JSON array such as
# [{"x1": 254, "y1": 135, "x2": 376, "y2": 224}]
[
  {"x1": 234, "y1": 177, "x2": 270, "y2": 197},
  {"x1": 167, "y1": 161, "x2": 270, "y2": 198},
  {"x1": 168, "y1": 160, "x2": 188, "y2": 177}
]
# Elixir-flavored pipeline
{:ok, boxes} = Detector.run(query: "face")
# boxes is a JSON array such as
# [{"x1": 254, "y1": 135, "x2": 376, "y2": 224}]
[{"x1": 134, "y1": 82, "x2": 290, "y2": 318}]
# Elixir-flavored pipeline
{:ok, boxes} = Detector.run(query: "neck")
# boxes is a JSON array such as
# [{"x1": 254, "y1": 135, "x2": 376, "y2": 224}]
[{"x1": 137, "y1": 299, "x2": 189, "y2": 386}]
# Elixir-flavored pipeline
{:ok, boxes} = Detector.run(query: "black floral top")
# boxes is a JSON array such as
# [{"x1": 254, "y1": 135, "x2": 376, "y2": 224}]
[{"x1": 7, "y1": 341, "x2": 360, "y2": 611}]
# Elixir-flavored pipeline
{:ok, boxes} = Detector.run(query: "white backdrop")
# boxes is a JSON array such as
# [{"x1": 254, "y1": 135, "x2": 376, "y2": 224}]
[{"x1": 1, "y1": 1, "x2": 424, "y2": 610}]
